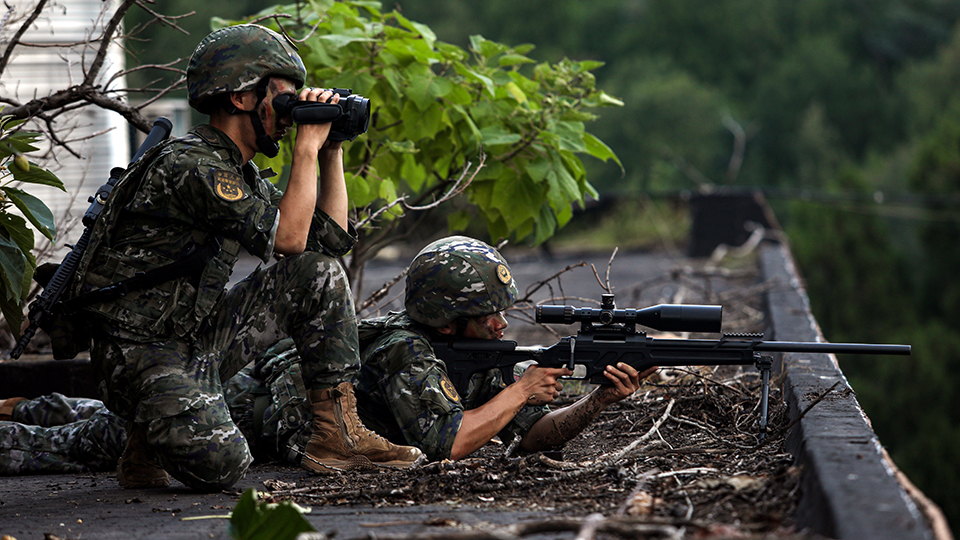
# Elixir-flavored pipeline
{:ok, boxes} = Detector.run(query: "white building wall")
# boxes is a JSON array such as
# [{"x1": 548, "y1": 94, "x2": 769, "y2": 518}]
[{"x1": 1, "y1": 0, "x2": 130, "y2": 253}]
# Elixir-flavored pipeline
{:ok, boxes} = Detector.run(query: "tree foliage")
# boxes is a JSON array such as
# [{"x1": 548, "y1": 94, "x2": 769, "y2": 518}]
[
  {"x1": 0, "y1": 115, "x2": 64, "y2": 336},
  {"x1": 221, "y1": 1, "x2": 622, "y2": 284}
]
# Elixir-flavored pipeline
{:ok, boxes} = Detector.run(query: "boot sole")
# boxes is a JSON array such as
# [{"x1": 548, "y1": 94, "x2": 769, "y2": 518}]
[{"x1": 302, "y1": 454, "x2": 377, "y2": 474}]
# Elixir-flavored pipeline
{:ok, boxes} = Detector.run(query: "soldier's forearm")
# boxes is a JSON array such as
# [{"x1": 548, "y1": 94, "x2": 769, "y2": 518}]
[{"x1": 519, "y1": 390, "x2": 608, "y2": 452}]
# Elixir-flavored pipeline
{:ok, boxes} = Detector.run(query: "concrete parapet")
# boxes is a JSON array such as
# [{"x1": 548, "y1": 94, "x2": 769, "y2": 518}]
[{"x1": 759, "y1": 241, "x2": 937, "y2": 540}]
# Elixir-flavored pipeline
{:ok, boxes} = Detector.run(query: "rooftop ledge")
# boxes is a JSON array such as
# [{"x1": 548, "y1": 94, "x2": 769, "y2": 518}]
[{"x1": 760, "y1": 241, "x2": 948, "y2": 540}]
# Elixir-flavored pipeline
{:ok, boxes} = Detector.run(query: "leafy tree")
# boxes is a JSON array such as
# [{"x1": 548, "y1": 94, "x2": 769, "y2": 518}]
[
  {"x1": 586, "y1": 57, "x2": 730, "y2": 192},
  {"x1": 223, "y1": 1, "x2": 623, "y2": 289},
  {"x1": 0, "y1": 115, "x2": 64, "y2": 336},
  {"x1": 784, "y1": 168, "x2": 914, "y2": 342},
  {"x1": 907, "y1": 109, "x2": 960, "y2": 323}
]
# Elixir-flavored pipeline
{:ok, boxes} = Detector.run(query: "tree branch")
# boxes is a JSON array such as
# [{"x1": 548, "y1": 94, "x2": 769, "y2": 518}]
[{"x1": 0, "y1": 0, "x2": 49, "y2": 75}]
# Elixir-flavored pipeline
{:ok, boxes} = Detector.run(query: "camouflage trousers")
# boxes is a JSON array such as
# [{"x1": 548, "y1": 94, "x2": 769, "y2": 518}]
[
  {"x1": 91, "y1": 251, "x2": 359, "y2": 491},
  {"x1": 0, "y1": 356, "x2": 319, "y2": 477},
  {"x1": 0, "y1": 393, "x2": 126, "y2": 475}
]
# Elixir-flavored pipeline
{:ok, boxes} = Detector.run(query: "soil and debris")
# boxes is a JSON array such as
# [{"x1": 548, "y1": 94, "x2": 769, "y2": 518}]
[{"x1": 250, "y1": 363, "x2": 825, "y2": 539}]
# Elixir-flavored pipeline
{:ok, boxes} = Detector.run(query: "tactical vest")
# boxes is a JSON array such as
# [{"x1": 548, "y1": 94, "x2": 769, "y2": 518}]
[{"x1": 69, "y1": 137, "x2": 241, "y2": 343}]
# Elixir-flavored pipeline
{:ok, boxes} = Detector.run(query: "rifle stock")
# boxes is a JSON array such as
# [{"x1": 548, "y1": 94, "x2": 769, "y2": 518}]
[
  {"x1": 434, "y1": 294, "x2": 910, "y2": 439},
  {"x1": 9, "y1": 117, "x2": 173, "y2": 359}
]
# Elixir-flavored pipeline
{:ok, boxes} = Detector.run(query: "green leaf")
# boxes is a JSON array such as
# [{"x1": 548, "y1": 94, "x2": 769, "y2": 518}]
[
  {"x1": 525, "y1": 157, "x2": 551, "y2": 184},
  {"x1": 456, "y1": 65, "x2": 496, "y2": 97},
  {"x1": 347, "y1": 172, "x2": 375, "y2": 207},
  {"x1": 401, "y1": 153, "x2": 427, "y2": 192},
  {"x1": 576, "y1": 60, "x2": 605, "y2": 72},
  {"x1": 450, "y1": 105, "x2": 483, "y2": 146},
  {"x1": 503, "y1": 82, "x2": 527, "y2": 104},
  {"x1": 7, "y1": 160, "x2": 65, "y2": 190},
  {"x1": 532, "y1": 203, "x2": 559, "y2": 245},
  {"x1": 319, "y1": 31, "x2": 376, "y2": 49},
  {"x1": 489, "y1": 170, "x2": 544, "y2": 231},
  {"x1": 0, "y1": 115, "x2": 27, "y2": 132},
  {"x1": 551, "y1": 121, "x2": 587, "y2": 153},
  {"x1": 447, "y1": 210, "x2": 471, "y2": 232},
  {"x1": 0, "y1": 233, "x2": 27, "y2": 302},
  {"x1": 498, "y1": 54, "x2": 535, "y2": 68},
  {"x1": 583, "y1": 132, "x2": 621, "y2": 167},
  {"x1": 0, "y1": 137, "x2": 39, "y2": 155},
  {"x1": 547, "y1": 150, "x2": 583, "y2": 202},
  {"x1": 378, "y1": 176, "x2": 398, "y2": 202},
  {"x1": 0, "y1": 288, "x2": 23, "y2": 340},
  {"x1": 228, "y1": 489, "x2": 315, "y2": 540},
  {"x1": 0, "y1": 212, "x2": 36, "y2": 258},
  {"x1": 392, "y1": 11, "x2": 437, "y2": 49},
  {"x1": 3, "y1": 187, "x2": 58, "y2": 241},
  {"x1": 479, "y1": 125, "x2": 522, "y2": 146}
]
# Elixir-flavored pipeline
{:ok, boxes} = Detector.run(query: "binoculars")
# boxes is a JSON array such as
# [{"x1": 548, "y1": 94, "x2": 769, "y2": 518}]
[{"x1": 273, "y1": 88, "x2": 370, "y2": 142}]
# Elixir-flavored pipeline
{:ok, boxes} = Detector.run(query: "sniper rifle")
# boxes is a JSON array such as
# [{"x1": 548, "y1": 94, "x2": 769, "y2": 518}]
[{"x1": 435, "y1": 294, "x2": 911, "y2": 439}]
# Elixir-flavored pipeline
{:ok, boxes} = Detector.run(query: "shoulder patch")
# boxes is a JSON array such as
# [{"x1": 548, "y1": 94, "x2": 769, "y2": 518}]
[
  {"x1": 439, "y1": 373, "x2": 460, "y2": 403},
  {"x1": 212, "y1": 169, "x2": 246, "y2": 202},
  {"x1": 496, "y1": 263, "x2": 511, "y2": 284}
]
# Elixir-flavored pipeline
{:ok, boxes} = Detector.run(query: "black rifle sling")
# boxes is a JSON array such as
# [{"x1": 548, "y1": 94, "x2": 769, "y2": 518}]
[{"x1": 56, "y1": 237, "x2": 223, "y2": 315}]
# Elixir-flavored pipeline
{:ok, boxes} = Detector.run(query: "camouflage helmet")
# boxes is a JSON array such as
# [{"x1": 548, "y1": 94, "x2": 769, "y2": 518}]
[
  {"x1": 405, "y1": 236, "x2": 519, "y2": 327},
  {"x1": 187, "y1": 24, "x2": 307, "y2": 114}
]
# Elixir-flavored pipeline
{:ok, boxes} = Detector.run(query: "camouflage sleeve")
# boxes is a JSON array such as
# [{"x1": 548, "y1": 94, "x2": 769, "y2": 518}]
[
  {"x1": 369, "y1": 336, "x2": 465, "y2": 461},
  {"x1": 305, "y1": 208, "x2": 357, "y2": 257},
  {"x1": 462, "y1": 368, "x2": 550, "y2": 448}
]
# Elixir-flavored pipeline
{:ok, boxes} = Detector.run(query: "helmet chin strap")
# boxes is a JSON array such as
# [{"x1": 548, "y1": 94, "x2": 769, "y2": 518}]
[
  {"x1": 454, "y1": 318, "x2": 470, "y2": 338},
  {"x1": 247, "y1": 80, "x2": 280, "y2": 158},
  {"x1": 250, "y1": 112, "x2": 280, "y2": 158}
]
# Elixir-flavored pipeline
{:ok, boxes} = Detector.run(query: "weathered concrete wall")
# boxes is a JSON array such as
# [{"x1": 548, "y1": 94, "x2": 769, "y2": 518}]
[{"x1": 759, "y1": 241, "x2": 934, "y2": 540}]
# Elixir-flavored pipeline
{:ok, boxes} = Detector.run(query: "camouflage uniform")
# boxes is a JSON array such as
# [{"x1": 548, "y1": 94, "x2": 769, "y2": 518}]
[
  {"x1": 349, "y1": 236, "x2": 547, "y2": 461},
  {"x1": 354, "y1": 312, "x2": 548, "y2": 461},
  {"x1": 0, "y1": 394, "x2": 125, "y2": 475},
  {"x1": 75, "y1": 122, "x2": 359, "y2": 490},
  {"x1": 1, "y1": 236, "x2": 530, "y2": 473},
  {"x1": 0, "y1": 343, "x2": 324, "y2": 477}
]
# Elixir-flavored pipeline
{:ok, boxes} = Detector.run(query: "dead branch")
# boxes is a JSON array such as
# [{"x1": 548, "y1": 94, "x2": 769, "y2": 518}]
[
  {"x1": 1, "y1": 0, "x2": 189, "y2": 135},
  {"x1": 767, "y1": 380, "x2": 841, "y2": 443},
  {"x1": 519, "y1": 261, "x2": 588, "y2": 302},
  {"x1": 357, "y1": 268, "x2": 407, "y2": 313},
  {"x1": 0, "y1": 0, "x2": 48, "y2": 75}
]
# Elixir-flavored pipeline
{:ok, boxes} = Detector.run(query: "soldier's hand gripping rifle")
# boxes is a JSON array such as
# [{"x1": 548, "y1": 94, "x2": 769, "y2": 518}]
[
  {"x1": 435, "y1": 293, "x2": 911, "y2": 439},
  {"x1": 9, "y1": 117, "x2": 174, "y2": 359}
]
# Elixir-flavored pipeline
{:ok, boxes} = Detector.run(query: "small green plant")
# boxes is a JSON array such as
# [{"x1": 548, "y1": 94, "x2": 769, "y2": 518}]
[
  {"x1": 0, "y1": 113, "x2": 65, "y2": 337},
  {"x1": 228, "y1": 488, "x2": 315, "y2": 540}
]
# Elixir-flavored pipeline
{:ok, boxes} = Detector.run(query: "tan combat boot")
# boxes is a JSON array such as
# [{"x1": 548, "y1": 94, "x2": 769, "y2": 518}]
[
  {"x1": 0, "y1": 397, "x2": 26, "y2": 421},
  {"x1": 301, "y1": 382, "x2": 423, "y2": 474},
  {"x1": 117, "y1": 422, "x2": 171, "y2": 489}
]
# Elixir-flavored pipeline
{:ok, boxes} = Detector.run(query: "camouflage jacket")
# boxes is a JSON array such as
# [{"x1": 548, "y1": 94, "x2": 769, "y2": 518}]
[
  {"x1": 73, "y1": 124, "x2": 354, "y2": 342},
  {"x1": 354, "y1": 311, "x2": 549, "y2": 461}
]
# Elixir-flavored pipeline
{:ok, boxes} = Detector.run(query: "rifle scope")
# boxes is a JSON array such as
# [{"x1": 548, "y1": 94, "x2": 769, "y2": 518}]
[{"x1": 536, "y1": 301, "x2": 722, "y2": 333}]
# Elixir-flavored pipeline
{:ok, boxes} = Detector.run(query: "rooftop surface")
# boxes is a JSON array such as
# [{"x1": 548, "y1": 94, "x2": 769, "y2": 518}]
[{"x1": 0, "y1": 238, "x2": 945, "y2": 540}]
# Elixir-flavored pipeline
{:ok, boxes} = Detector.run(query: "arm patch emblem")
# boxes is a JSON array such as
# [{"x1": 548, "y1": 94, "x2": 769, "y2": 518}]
[
  {"x1": 439, "y1": 373, "x2": 461, "y2": 404},
  {"x1": 213, "y1": 170, "x2": 245, "y2": 202}
]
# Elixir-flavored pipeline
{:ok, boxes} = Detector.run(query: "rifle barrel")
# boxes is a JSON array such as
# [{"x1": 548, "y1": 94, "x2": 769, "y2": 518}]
[{"x1": 752, "y1": 341, "x2": 911, "y2": 355}]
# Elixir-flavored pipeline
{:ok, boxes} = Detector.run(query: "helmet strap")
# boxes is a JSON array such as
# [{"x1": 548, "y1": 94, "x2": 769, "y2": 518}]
[
  {"x1": 453, "y1": 317, "x2": 470, "y2": 338},
  {"x1": 249, "y1": 79, "x2": 280, "y2": 158}
]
